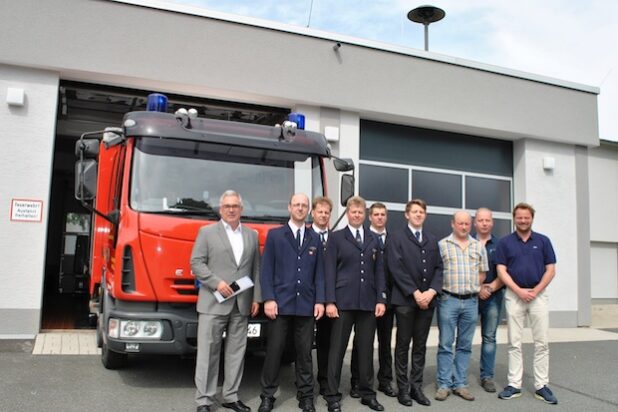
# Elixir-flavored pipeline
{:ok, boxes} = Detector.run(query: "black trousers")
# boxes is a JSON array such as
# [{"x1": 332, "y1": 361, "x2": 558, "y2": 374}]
[
  {"x1": 315, "y1": 315, "x2": 333, "y2": 392},
  {"x1": 260, "y1": 315, "x2": 315, "y2": 400},
  {"x1": 394, "y1": 305, "x2": 435, "y2": 392},
  {"x1": 325, "y1": 310, "x2": 377, "y2": 403},
  {"x1": 351, "y1": 306, "x2": 394, "y2": 387}
]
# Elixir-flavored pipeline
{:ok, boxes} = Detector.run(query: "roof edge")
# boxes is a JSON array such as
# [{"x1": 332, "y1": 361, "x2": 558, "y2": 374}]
[{"x1": 109, "y1": 0, "x2": 599, "y2": 95}]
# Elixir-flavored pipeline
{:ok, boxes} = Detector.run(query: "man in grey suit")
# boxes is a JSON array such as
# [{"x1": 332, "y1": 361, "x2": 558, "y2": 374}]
[{"x1": 191, "y1": 190, "x2": 261, "y2": 412}]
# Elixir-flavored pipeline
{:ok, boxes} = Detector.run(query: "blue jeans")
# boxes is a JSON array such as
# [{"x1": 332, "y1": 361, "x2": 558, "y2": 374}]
[
  {"x1": 479, "y1": 288, "x2": 504, "y2": 381},
  {"x1": 436, "y1": 294, "x2": 478, "y2": 389}
]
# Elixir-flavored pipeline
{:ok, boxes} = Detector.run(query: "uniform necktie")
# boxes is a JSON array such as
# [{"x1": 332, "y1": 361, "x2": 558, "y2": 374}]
[
  {"x1": 355, "y1": 229, "x2": 362, "y2": 246},
  {"x1": 415, "y1": 231, "x2": 421, "y2": 242},
  {"x1": 378, "y1": 233, "x2": 385, "y2": 249},
  {"x1": 296, "y1": 229, "x2": 302, "y2": 247},
  {"x1": 320, "y1": 231, "x2": 327, "y2": 244}
]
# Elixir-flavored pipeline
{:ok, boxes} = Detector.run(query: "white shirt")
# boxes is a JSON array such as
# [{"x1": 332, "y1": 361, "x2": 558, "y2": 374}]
[
  {"x1": 312, "y1": 223, "x2": 329, "y2": 243},
  {"x1": 289, "y1": 220, "x2": 306, "y2": 246},
  {"x1": 370, "y1": 226, "x2": 387, "y2": 243},
  {"x1": 348, "y1": 225, "x2": 364, "y2": 243},
  {"x1": 223, "y1": 220, "x2": 244, "y2": 266}
]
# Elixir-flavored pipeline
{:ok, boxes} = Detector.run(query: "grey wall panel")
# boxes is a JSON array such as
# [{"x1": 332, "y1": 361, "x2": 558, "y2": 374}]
[{"x1": 0, "y1": 0, "x2": 598, "y2": 146}]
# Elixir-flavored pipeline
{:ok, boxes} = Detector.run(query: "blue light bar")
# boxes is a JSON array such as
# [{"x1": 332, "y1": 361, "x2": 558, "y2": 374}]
[
  {"x1": 146, "y1": 93, "x2": 168, "y2": 112},
  {"x1": 288, "y1": 112, "x2": 305, "y2": 130}
]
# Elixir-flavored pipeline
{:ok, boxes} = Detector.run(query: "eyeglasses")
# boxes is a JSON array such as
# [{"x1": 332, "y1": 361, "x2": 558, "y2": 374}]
[{"x1": 221, "y1": 204, "x2": 241, "y2": 210}]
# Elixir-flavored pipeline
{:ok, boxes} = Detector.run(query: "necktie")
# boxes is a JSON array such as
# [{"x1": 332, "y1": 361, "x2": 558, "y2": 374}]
[
  {"x1": 320, "y1": 231, "x2": 327, "y2": 245},
  {"x1": 355, "y1": 229, "x2": 362, "y2": 246},
  {"x1": 296, "y1": 229, "x2": 302, "y2": 247},
  {"x1": 415, "y1": 231, "x2": 421, "y2": 242},
  {"x1": 378, "y1": 233, "x2": 385, "y2": 249}
]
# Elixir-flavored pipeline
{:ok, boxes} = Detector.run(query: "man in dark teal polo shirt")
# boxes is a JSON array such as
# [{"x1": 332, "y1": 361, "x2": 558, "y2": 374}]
[{"x1": 495, "y1": 202, "x2": 557, "y2": 405}]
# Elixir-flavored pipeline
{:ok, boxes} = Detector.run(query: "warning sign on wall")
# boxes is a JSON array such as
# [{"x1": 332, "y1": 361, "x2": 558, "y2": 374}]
[{"x1": 10, "y1": 199, "x2": 43, "y2": 222}]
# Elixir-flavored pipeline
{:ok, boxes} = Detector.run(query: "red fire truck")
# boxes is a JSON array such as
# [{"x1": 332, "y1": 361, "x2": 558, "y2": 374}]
[{"x1": 74, "y1": 94, "x2": 354, "y2": 369}]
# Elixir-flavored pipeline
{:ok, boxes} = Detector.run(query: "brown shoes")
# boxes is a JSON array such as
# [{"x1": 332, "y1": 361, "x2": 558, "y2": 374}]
[{"x1": 453, "y1": 387, "x2": 475, "y2": 401}]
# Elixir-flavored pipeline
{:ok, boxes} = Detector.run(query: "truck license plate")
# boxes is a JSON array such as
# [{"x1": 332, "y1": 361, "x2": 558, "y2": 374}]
[{"x1": 247, "y1": 323, "x2": 261, "y2": 338}]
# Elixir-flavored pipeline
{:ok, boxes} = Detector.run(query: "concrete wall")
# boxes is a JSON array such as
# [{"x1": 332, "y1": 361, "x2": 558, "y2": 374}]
[
  {"x1": 0, "y1": 64, "x2": 59, "y2": 337},
  {"x1": 0, "y1": 0, "x2": 598, "y2": 146},
  {"x1": 589, "y1": 143, "x2": 618, "y2": 299},
  {"x1": 513, "y1": 139, "x2": 583, "y2": 326}
]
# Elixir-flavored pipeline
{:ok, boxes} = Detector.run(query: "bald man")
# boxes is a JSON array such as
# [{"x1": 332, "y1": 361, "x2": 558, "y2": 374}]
[{"x1": 435, "y1": 211, "x2": 488, "y2": 402}]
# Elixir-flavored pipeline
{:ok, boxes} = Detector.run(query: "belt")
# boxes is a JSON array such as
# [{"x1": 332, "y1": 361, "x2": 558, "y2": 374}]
[{"x1": 443, "y1": 290, "x2": 478, "y2": 300}]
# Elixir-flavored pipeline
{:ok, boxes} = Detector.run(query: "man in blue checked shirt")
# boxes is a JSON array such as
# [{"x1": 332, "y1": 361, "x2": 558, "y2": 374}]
[{"x1": 435, "y1": 211, "x2": 488, "y2": 402}]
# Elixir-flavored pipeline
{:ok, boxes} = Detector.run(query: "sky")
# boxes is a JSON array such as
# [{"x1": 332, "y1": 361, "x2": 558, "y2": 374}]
[{"x1": 166, "y1": 0, "x2": 618, "y2": 142}]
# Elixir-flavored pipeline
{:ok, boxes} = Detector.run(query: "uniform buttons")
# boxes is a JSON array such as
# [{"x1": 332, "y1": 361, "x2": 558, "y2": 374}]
[
  {"x1": 361, "y1": 261, "x2": 364, "y2": 265},
  {"x1": 298, "y1": 256, "x2": 301, "y2": 260},
  {"x1": 297, "y1": 280, "x2": 301, "y2": 284},
  {"x1": 360, "y1": 253, "x2": 364, "y2": 257},
  {"x1": 422, "y1": 250, "x2": 426, "y2": 254},
  {"x1": 423, "y1": 278, "x2": 426, "y2": 281},
  {"x1": 361, "y1": 270, "x2": 365, "y2": 274},
  {"x1": 423, "y1": 269, "x2": 427, "y2": 272},
  {"x1": 361, "y1": 278, "x2": 365, "y2": 282},
  {"x1": 422, "y1": 259, "x2": 426, "y2": 263},
  {"x1": 297, "y1": 268, "x2": 301, "y2": 272},
  {"x1": 296, "y1": 292, "x2": 300, "y2": 296}
]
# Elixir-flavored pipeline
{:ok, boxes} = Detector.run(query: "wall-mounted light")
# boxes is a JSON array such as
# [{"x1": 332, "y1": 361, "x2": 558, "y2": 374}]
[
  {"x1": 333, "y1": 42, "x2": 341, "y2": 51},
  {"x1": 324, "y1": 126, "x2": 339, "y2": 142},
  {"x1": 543, "y1": 156, "x2": 555, "y2": 171},
  {"x1": 6, "y1": 87, "x2": 25, "y2": 107}
]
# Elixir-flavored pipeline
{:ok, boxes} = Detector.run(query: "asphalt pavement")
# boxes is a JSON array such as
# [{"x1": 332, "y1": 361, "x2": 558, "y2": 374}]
[{"x1": 2, "y1": 331, "x2": 618, "y2": 412}]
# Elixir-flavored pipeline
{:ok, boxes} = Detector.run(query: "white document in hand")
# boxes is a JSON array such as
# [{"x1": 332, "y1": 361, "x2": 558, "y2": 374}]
[{"x1": 213, "y1": 275, "x2": 254, "y2": 303}]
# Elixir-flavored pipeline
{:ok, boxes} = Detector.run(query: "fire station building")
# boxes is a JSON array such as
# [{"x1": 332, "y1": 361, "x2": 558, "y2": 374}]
[{"x1": 0, "y1": 0, "x2": 616, "y2": 338}]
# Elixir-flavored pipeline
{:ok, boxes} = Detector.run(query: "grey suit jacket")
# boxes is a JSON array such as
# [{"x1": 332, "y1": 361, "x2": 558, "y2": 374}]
[{"x1": 190, "y1": 221, "x2": 261, "y2": 316}]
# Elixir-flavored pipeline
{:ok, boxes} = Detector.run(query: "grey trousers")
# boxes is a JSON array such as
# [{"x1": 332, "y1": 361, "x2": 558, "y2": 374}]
[{"x1": 195, "y1": 305, "x2": 248, "y2": 406}]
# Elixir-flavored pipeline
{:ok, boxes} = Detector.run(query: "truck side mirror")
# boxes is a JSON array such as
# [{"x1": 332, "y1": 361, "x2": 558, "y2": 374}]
[
  {"x1": 75, "y1": 159, "x2": 98, "y2": 201},
  {"x1": 333, "y1": 157, "x2": 354, "y2": 172},
  {"x1": 75, "y1": 139, "x2": 100, "y2": 159},
  {"x1": 340, "y1": 174, "x2": 354, "y2": 206}
]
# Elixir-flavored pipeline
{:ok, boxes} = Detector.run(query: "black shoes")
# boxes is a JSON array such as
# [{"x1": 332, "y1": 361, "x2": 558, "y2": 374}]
[
  {"x1": 349, "y1": 384, "x2": 360, "y2": 398},
  {"x1": 361, "y1": 398, "x2": 385, "y2": 411},
  {"x1": 327, "y1": 401, "x2": 342, "y2": 412},
  {"x1": 222, "y1": 401, "x2": 251, "y2": 412},
  {"x1": 298, "y1": 398, "x2": 315, "y2": 412},
  {"x1": 196, "y1": 405, "x2": 211, "y2": 412},
  {"x1": 257, "y1": 397, "x2": 275, "y2": 412},
  {"x1": 411, "y1": 386, "x2": 431, "y2": 406},
  {"x1": 377, "y1": 383, "x2": 397, "y2": 398},
  {"x1": 397, "y1": 391, "x2": 413, "y2": 407}
]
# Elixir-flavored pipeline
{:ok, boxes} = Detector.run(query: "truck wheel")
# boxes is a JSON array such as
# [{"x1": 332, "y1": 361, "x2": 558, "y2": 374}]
[
  {"x1": 101, "y1": 340, "x2": 127, "y2": 369},
  {"x1": 99, "y1": 282, "x2": 127, "y2": 369}
]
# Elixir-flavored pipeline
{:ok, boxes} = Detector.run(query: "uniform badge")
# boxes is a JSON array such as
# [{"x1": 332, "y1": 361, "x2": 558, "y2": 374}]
[{"x1": 308, "y1": 246, "x2": 317, "y2": 255}]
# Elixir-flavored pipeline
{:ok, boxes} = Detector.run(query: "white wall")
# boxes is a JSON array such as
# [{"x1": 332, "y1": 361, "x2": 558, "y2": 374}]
[
  {"x1": 0, "y1": 64, "x2": 58, "y2": 336},
  {"x1": 588, "y1": 143, "x2": 618, "y2": 299},
  {"x1": 513, "y1": 139, "x2": 579, "y2": 324},
  {"x1": 591, "y1": 243, "x2": 618, "y2": 299},
  {"x1": 588, "y1": 144, "x2": 618, "y2": 243}
]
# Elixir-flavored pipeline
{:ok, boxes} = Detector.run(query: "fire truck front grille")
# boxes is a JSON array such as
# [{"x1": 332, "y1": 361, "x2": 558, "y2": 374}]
[{"x1": 172, "y1": 279, "x2": 199, "y2": 296}]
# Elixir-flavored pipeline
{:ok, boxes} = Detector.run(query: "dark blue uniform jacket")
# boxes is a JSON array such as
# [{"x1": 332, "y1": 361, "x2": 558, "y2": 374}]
[
  {"x1": 260, "y1": 225, "x2": 325, "y2": 316},
  {"x1": 325, "y1": 228, "x2": 386, "y2": 311}
]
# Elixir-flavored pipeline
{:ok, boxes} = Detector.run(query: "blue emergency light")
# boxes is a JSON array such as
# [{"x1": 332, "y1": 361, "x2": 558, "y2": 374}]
[
  {"x1": 288, "y1": 112, "x2": 305, "y2": 130},
  {"x1": 146, "y1": 93, "x2": 168, "y2": 112}
]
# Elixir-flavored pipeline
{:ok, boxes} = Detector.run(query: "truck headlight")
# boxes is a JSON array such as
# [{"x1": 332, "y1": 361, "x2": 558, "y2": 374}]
[{"x1": 115, "y1": 320, "x2": 163, "y2": 339}]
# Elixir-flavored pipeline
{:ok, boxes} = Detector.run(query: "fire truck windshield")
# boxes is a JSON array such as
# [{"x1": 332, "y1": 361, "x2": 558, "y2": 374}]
[{"x1": 130, "y1": 137, "x2": 324, "y2": 223}]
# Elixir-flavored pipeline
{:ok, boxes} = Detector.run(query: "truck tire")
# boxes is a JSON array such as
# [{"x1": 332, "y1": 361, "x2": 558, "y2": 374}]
[
  {"x1": 99, "y1": 283, "x2": 127, "y2": 369},
  {"x1": 101, "y1": 340, "x2": 127, "y2": 369}
]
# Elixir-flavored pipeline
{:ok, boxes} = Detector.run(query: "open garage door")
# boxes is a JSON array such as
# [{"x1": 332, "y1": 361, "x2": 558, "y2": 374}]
[{"x1": 41, "y1": 81, "x2": 287, "y2": 330}]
